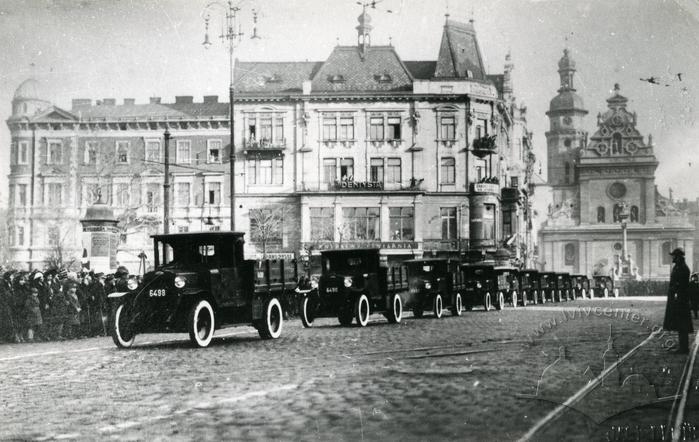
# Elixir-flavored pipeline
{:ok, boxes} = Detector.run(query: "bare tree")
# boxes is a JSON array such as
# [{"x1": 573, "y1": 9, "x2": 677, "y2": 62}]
[
  {"x1": 0, "y1": 209, "x2": 14, "y2": 268},
  {"x1": 249, "y1": 206, "x2": 291, "y2": 258},
  {"x1": 44, "y1": 223, "x2": 79, "y2": 271}
]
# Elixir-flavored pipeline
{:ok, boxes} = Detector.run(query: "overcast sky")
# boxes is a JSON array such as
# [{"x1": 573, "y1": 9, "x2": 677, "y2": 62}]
[{"x1": 0, "y1": 0, "x2": 697, "y2": 206}]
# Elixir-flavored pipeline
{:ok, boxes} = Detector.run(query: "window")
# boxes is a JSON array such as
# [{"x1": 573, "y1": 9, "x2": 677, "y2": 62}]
[
  {"x1": 116, "y1": 141, "x2": 129, "y2": 164},
  {"x1": 16, "y1": 226, "x2": 25, "y2": 247},
  {"x1": 145, "y1": 140, "x2": 161, "y2": 163},
  {"x1": 8, "y1": 226, "x2": 15, "y2": 246},
  {"x1": 340, "y1": 158, "x2": 354, "y2": 180},
  {"x1": 84, "y1": 142, "x2": 98, "y2": 165},
  {"x1": 47, "y1": 226, "x2": 60, "y2": 247},
  {"x1": 441, "y1": 207, "x2": 457, "y2": 240},
  {"x1": 370, "y1": 158, "x2": 384, "y2": 182},
  {"x1": 176, "y1": 183, "x2": 191, "y2": 206},
  {"x1": 47, "y1": 141, "x2": 62, "y2": 164},
  {"x1": 475, "y1": 119, "x2": 487, "y2": 139},
  {"x1": 177, "y1": 140, "x2": 191, "y2": 164},
  {"x1": 17, "y1": 184, "x2": 27, "y2": 207},
  {"x1": 10, "y1": 142, "x2": 16, "y2": 165},
  {"x1": 565, "y1": 243, "x2": 576, "y2": 266},
  {"x1": 387, "y1": 117, "x2": 401, "y2": 140},
  {"x1": 440, "y1": 157, "x2": 455, "y2": 184},
  {"x1": 145, "y1": 184, "x2": 159, "y2": 213},
  {"x1": 597, "y1": 206, "x2": 606, "y2": 223},
  {"x1": 510, "y1": 176, "x2": 519, "y2": 188},
  {"x1": 630, "y1": 205, "x2": 639, "y2": 223},
  {"x1": 475, "y1": 159, "x2": 486, "y2": 182},
  {"x1": 613, "y1": 203, "x2": 623, "y2": 223},
  {"x1": 82, "y1": 183, "x2": 99, "y2": 205},
  {"x1": 483, "y1": 204, "x2": 496, "y2": 240},
  {"x1": 177, "y1": 226, "x2": 189, "y2": 233},
  {"x1": 47, "y1": 183, "x2": 63, "y2": 206},
  {"x1": 440, "y1": 116, "x2": 456, "y2": 140},
  {"x1": 310, "y1": 207, "x2": 335, "y2": 241},
  {"x1": 342, "y1": 207, "x2": 380, "y2": 240},
  {"x1": 661, "y1": 241, "x2": 672, "y2": 265},
  {"x1": 115, "y1": 183, "x2": 130, "y2": 207},
  {"x1": 386, "y1": 158, "x2": 401, "y2": 184},
  {"x1": 274, "y1": 118, "x2": 284, "y2": 142},
  {"x1": 18, "y1": 141, "x2": 28, "y2": 165},
  {"x1": 323, "y1": 158, "x2": 337, "y2": 184},
  {"x1": 207, "y1": 182, "x2": 221, "y2": 205},
  {"x1": 208, "y1": 140, "x2": 222, "y2": 163},
  {"x1": 370, "y1": 117, "x2": 384, "y2": 140},
  {"x1": 323, "y1": 117, "x2": 337, "y2": 141},
  {"x1": 248, "y1": 122, "x2": 257, "y2": 140},
  {"x1": 260, "y1": 116, "x2": 273, "y2": 141},
  {"x1": 612, "y1": 133, "x2": 623, "y2": 154},
  {"x1": 440, "y1": 85, "x2": 454, "y2": 93},
  {"x1": 247, "y1": 158, "x2": 283, "y2": 185},
  {"x1": 339, "y1": 118, "x2": 354, "y2": 141},
  {"x1": 389, "y1": 207, "x2": 414, "y2": 241},
  {"x1": 564, "y1": 162, "x2": 570, "y2": 184},
  {"x1": 502, "y1": 208, "x2": 513, "y2": 237}
]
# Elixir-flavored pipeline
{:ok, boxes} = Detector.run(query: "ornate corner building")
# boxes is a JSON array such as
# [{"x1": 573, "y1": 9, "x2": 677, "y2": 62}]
[
  {"x1": 539, "y1": 49, "x2": 694, "y2": 279},
  {"x1": 6, "y1": 14, "x2": 536, "y2": 272}
]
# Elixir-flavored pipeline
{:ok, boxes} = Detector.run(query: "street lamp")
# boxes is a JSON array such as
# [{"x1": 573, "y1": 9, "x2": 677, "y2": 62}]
[{"x1": 202, "y1": 1, "x2": 258, "y2": 231}]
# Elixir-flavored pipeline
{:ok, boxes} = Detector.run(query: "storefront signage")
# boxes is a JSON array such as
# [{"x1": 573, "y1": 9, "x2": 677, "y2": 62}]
[
  {"x1": 334, "y1": 180, "x2": 384, "y2": 190},
  {"x1": 472, "y1": 183, "x2": 500, "y2": 194},
  {"x1": 302, "y1": 241, "x2": 418, "y2": 251}
]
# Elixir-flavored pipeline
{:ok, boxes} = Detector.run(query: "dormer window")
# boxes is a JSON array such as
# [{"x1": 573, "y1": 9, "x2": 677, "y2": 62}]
[
  {"x1": 266, "y1": 74, "x2": 282, "y2": 83},
  {"x1": 328, "y1": 75, "x2": 345, "y2": 83},
  {"x1": 374, "y1": 73, "x2": 392, "y2": 83}
]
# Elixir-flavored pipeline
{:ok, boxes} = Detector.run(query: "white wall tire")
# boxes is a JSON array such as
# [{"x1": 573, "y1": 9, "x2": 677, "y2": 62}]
[
  {"x1": 511, "y1": 291, "x2": 518, "y2": 309},
  {"x1": 604, "y1": 288, "x2": 609, "y2": 298},
  {"x1": 387, "y1": 294, "x2": 402, "y2": 324},
  {"x1": 557, "y1": 290, "x2": 563, "y2": 303},
  {"x1": 112, "y1": 304, "x2": 135, "y2": 348},
  {"x1": 355, "y1": 294, "x2": 370, "y2": 327},
  {"x1": 258, "y1": 297, "x2": 283, "y2": 339},
  {"x1": 300, "y1": 297, "x2": 315, "y2": 328},
  {"x1": 522, "y1": 291, "x2": 528, "y2": 307},
  {"x1": 433, "y1": 294, "x2": 443, "y2": 319},
  {"x1": 484, "y1": 292, "x2": 493, "y2": 311},
  {"x1": 581, "y1": 288, "x2": 587, "y2": 299},
  {"x1": 614, "y1": 288, "x2": 620, "y2": 298},
  {"x1": 496, "y1": 292, "x2": 505, "y2": 310},
  {"x1": 452, "y1": 293, "x2": 463, "y2": 316},
  {"x1": 188, "y1": 299, "x2": 215, "y2": 347},
  {"x1": 533, "y1": 290, "x2": 539, "y2": 304}
]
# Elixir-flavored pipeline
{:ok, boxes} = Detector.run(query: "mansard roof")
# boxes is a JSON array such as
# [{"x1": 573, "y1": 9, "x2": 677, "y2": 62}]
[
  {"x1": 234, "y1": 61, "x2": 323, "y2": 93},
  {"x1": 434, "y1": 19, "x2": 486, "y2": 80}
]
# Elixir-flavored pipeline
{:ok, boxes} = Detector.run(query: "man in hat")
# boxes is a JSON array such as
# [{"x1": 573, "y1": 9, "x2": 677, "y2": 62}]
[{"x1": 664, "y1": 248, "x2": 693, "y2": 354}]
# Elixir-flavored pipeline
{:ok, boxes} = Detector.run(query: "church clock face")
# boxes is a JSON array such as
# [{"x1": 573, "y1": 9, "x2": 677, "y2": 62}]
[{"x1": 563, "y1": 116, "x2": 572, "y2": 126}]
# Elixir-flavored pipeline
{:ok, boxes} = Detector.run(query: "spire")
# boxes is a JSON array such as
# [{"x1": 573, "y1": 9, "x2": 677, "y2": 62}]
[
  {"x1": 503, "y1": 50, "x2": 514, "y2": 99},
  {"x1": 356, "y1": 5, "x2": 373, "y2": 59},
  {"x1": 558, "y1": 48, "x2": 577, "y2": 92}
]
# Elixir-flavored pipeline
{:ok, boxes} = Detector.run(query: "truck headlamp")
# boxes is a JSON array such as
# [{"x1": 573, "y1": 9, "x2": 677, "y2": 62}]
[
  {"x1": 343, "y1": 277, "x2": 353, "y2": 288},
  {"x1": 476, "y1": 282, "x2": 482, "y2": 289},
  {"x1": 424, "y1": 282, "x2": 432, "y2": 290},
  {"x1": 310, "y1": 279, "x2": 318, "y2": 289},
  {"x1": 174, "y1": 276, "x2": 186, "y2": 289},
  {"x1": 127, "y1": 278, "x2": 138, "y2": 291}
]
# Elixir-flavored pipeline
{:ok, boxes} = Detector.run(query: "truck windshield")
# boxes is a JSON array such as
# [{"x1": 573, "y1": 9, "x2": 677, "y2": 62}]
[{"x1": 157, "y1": 241, "x2": 222, "y2": 268}]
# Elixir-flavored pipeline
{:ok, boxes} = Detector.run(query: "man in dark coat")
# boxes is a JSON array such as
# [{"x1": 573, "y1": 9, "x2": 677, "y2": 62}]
[{"x1": 664, "y1": 247, "x2": 693, "y2": 354}]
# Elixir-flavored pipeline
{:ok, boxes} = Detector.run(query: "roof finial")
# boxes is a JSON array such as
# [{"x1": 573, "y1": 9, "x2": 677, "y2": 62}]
[
  {"x1": 470, "y1": 4, "x2": 475, "y2": 24},
  {"x1": 445, "y1": 0, "x2": 450, "y2": 21},
  {"x1": 389, "y1": 36, "x2": 392, "y2": 46},
  {"x1": 614, "y1": 83, "x2": 620, "y2": 93},
  {"x1": 336, "y1": 36, "x2": 339, "y2": 46}
]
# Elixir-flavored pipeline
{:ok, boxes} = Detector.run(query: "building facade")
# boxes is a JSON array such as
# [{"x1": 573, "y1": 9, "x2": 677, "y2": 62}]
[
  {"x1": 6, "y1": 14, "x2": 535, "y2": 272},
  {"x1": 539, "y1": 49, "x2": 694, "y2": 280}
]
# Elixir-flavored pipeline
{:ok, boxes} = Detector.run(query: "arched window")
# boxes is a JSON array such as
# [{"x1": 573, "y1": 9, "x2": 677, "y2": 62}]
[
  {"x1": 564, "y1": 243, "x2": 576, "y2": 266},
  {"x1": 612, "y1": 133, "x2": 623, "y2": 154},
  {"x1": 661, "y1": 241, "x2": 672, "y2": 265},
  {"x1": 630, "y1": 205, "x2": 639, "y2": 223},
  {"x1": 597, "y1": 206, "x2": 606, "y2": 223},
  {"x1": 564, "y1": 162, "x2": 570, "y2": 184},
  {"x1": 613, "y1": 203, "x2": 623, "y2": 222}
]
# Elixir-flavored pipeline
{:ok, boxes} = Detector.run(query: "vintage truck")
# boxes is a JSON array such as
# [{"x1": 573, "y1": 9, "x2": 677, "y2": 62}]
[
  {"x1": 458, "y1": 265, "x2": 517, "y2": 311},
  {"x1": 109, "y1": 232, "x2": 303, "y2": 348},
  {"x1": 299, "y1": 249, "x2": 403, "y2": 327},
  {"x1": 405, "y1": 258, "x2": 461, "y2": 318},
  {"x1": 517, "y1": 269, "x2": 539, "y2": 305}
]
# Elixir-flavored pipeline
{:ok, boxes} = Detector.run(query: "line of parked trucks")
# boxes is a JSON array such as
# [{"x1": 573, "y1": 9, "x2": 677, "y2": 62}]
[{"x1": 108, "y1": 232, "x2": 620, "y2": 348}]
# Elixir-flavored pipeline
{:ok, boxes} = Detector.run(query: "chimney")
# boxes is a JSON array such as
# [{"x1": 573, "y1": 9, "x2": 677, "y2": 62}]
[
  {"x1": 149, "y1": 97, "x2": 161, "y2": 104},
  {"x1": 203, "y1": 95, "x2": 218, "y2": 104},
  {"x1": 123, "y1": 98, "x2": 135, "y2": 105},
  {"x1": 71, "y1": 98, "x2": 92, "y2": 109},
  {"x1": 175, "y1": 96, "x2": 194, "y2": 104},
  {"x1": 102, "y1": 98, "x2": 116, "y2": 106},
  {"x1": 302, "y1": 80, "x2": 312, "y2": 95}
]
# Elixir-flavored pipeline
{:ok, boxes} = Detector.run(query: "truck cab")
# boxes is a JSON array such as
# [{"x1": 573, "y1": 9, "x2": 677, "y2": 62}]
[{"x1": 405, "y1": 258, "x2": 460, "y2": 318}]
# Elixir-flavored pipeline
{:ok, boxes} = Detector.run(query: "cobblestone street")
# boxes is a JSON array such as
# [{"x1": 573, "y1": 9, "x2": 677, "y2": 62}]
[{"x1": 3, "y1": 297, "x2": 697, "y2": 441}]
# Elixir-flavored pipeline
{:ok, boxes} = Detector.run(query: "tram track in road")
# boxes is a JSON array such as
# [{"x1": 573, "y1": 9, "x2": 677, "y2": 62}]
[{"x1": 667, "y1": 334, "x2": 699, "y2": 441}]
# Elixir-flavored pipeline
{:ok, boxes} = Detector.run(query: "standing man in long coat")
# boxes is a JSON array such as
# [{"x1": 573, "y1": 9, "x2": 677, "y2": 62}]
[{"x1": 664, "y1": 248, "x2": 693, "y2": 354}]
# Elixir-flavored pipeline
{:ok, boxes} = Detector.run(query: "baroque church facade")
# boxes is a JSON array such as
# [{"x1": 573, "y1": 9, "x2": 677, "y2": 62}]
[{"x1": 539, "y1": 50, "x2": 694, "y2": 280}]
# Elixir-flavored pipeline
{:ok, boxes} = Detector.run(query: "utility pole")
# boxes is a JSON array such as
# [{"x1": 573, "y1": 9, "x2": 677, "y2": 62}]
[{"x1": 163, "y1": 129, "x2": 171, "y2": 234}]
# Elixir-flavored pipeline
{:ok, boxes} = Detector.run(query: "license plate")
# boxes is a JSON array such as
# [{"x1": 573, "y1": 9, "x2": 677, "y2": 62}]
[
  {"x1": 149, "y1": 289, "x2": 166, "y2": 297},
  {"x1": 326, "y1": 287, "x2": 338, "y2": 293}
]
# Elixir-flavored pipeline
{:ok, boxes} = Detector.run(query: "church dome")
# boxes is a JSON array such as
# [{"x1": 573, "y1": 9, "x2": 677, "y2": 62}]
[
  {"x1": 13, "y1": 79, "x2": 43, "y2": 101},
  {"x1": 357, "y1": 10, "x2": 372, "y2": 25},
  {"x1": 558, "y1": 48, "x2": 576, "y2": 71},
  {"x1": 550, "y1": 90, "x2": 585, "y2": 112}
]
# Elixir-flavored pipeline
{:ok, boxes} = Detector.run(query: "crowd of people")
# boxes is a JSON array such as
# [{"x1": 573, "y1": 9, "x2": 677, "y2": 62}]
[{"x1": 0, "y1": 266, "x2": 132, "y2": 343}]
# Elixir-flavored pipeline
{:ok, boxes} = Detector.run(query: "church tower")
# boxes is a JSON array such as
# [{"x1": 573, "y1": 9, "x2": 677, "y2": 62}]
[{"x1": 545, "y1": 49, "x2": 588, "y2": 224}]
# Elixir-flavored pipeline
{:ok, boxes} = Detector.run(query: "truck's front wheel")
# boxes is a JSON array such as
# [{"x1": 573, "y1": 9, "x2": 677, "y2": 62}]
[
  {"x1": 188, "y1": 299, "x2": 215, "y2": 347},
  {"x1": 300, "y1": 296, "x2": 315, "y2": 328},
  {"x1": 355, "y1": 294, "x2": 370, "y2": 327},
  {"x1": 111, "y1": 304, "x2": 135, "y2": 348},
  {"x1": 258, "y1": 297, "x2": 283, "y2": 339},
  {"x1": 386, "y1": 293, "x2": 402, "y2": 324}
]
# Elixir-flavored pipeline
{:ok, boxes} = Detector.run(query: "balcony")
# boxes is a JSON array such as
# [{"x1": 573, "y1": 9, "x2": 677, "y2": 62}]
[
  {"x1": 243, "y1": 138, "x2": 287, "y2": 155},
  {"x1": 471, "y1": 135, "x2": 497, "y2": 158},
  {"x1": 501, "y1": 187, "x2": 522, "y2": 203}
]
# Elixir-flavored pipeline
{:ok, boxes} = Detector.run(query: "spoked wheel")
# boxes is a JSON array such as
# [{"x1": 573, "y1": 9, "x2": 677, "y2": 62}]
[
  {"x1": 495, "y1": 292, "x2": 505, "y2": 311},
  {"x1": 483, "y1": 292, "x2": 493, "y2": 311},
  {"x1": 522, "y1": 291, "x2": 528, "y2": 307},
  {"x1": 111, "y1": 303, "x2": 135, "y2": 348},
  {"x1": 433, "y1": 294, "x2": 443, "y2": 319},
  {"x1": 258, "y1": 297, "x2": 283, "y2": 339},
  {"x1": 355, "y1": 294, "x2": 370, "y2": 327},
  {"x1": 511, "y1": 291, "x2": 518, "y2": 309},
  {"x1": 188, "y1": 299, "x2": 215, "y2": 347},
  {"x1": 300, "y1": 296, "x2": 316, "y2": 328},
  {"x1": 386, "y1": 293, "x2": 402, "y2": 324},
  {"x1": 452, "y1": 293, "x2": 463, "y2": 316}
]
